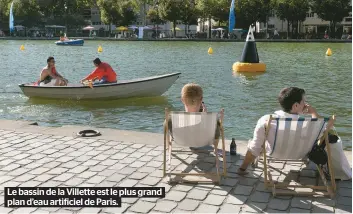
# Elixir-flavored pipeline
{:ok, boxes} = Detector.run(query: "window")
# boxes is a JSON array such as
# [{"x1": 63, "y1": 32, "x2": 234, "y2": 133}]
[
  {"x1": 269, "y1": 10, "x2": 275, "y2": 17},
  {"x1": 306, "y1": 12, "x2": 314, "y2": 18},
  {"x1": 345, "y1": 17, "x2": 352, "y2": 22},
  {"x1": 267, "y1": 24, "x2": 275, "y2": 29},
  {"x1": 83, "y1": 9, "x2": 91, "y2": 19}
]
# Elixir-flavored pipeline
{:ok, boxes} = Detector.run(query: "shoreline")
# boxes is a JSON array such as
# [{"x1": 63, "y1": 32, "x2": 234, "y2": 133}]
[{"x1": 0, "y1": 37, "x2": 351, "y2": 43}]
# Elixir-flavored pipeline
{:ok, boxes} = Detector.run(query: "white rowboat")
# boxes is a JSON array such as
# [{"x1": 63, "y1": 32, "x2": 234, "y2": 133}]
[{"x1": 19, "y1": 72, "x2": 181, "y2": 100}]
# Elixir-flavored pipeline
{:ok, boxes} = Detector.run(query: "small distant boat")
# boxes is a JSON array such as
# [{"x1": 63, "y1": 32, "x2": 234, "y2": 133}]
[
  {"x1": 55, "y1": 39, "x2": 84, "y2": 46},
  {"x1": 19, "y1": 72, "x2": 181, "y2": 100}
]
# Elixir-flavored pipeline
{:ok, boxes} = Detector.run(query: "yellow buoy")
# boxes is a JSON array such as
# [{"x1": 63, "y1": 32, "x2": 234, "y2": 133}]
[
  {"x1": 326, "y1": 48, "x2": 332, "y2": 56},
  {"x1": 233, "y1": 62, "x2": 266, "y2": 73},
  {"x1": 208, "y1": 47, "x2": 213, "y2": 55},
  {"x1": 98, "y1": 45, "x2": 103, "y2": 53},
  {"x1": 20, "y1": 45, "x2": 25, "y2": 51}
]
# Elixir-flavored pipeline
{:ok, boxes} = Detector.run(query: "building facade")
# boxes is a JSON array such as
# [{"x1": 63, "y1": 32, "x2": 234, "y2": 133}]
[
  {"x1": 84, "y1": 4, "x2": 197, "y2": 38},
  {"x1": 258, "y1": 8, "x2": 352, "y2": 37}
]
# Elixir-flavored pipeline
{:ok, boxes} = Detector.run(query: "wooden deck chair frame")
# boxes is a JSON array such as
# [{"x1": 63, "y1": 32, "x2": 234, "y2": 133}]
[
  {"x1": 258, "y1": 115, "x2": 336, "y2": 198},
  {"x1": 163, "y1": 108, "x2": 227, "y2": 184}
]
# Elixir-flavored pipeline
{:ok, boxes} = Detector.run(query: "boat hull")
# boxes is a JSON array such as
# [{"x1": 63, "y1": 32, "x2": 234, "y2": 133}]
[
  {"x1": 55, "y1": 39, "x2": 84, "y2": 46},
  {"x1": 19, "y1": 73, "x2": 181, "y2": 100}
]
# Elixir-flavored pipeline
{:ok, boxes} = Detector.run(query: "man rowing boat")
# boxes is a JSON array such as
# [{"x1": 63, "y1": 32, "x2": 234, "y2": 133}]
[{"x1": 80, "y1": 58, "x2": 117, "y2": 85}]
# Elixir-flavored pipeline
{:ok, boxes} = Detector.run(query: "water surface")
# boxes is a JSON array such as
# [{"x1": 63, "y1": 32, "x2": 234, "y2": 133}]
[{"x1": 0, "y1": 40, "x2": 351, "y2": 149}]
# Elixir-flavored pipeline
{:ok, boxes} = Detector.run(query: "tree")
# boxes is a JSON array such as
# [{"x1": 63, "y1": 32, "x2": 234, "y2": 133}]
[
  {"x1": 179, "y1": 0, "x2": 198, "y2": 35},
  {"x1": 195, "y1": 0, "x2": 219, "y2": 38},
  {"x1": 274, "y1": 0, "x2": 309, "y2": 38},
  {"x1": 212, "y1": 0, "x2": 229, "y2": 26},
  {"x1": 12, "y1": 0, "x2": 43, "y2": 29},
  {"x1": 97, "y1": 0, "x2": 122, "y2": 33},
  {"x1": 310, "y1": 0, "x2": 351, "y2": 38},
  {"x1": 118, "y1": 0, "x2": 139, "y2": 26},
  {"x1": 97, "y1": 0, "x2": 139, "y2": 32},
  {"x1": 147, "y1": 8, "x2": 164, "y2": 25},
  {"x1": 235, "y1": 0, "x2": 273, "y2": 29},
  {"x1": 158, "y1": 0, "x2": 182, "y2": 37},
  {"x1": 0, "y1": 0, "x2": 12, "y2": 30}
]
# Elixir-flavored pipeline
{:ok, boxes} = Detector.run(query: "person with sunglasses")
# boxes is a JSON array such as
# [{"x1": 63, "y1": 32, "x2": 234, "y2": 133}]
[{"x1": 38, "y1": 56, "x2": 68, "y2": 86}]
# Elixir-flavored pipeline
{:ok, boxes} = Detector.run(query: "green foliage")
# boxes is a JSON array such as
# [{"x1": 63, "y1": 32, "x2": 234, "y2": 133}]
[
  {"x1": 311, "y1": 0, "x2": 351, "y2": 23},
  {"x1": 236, "y1": 0, "x2": 273, "y2": 28},
  {"x1": 212, "y1": 0, "x2": 229, "y2": 24},
  {"x1": 179, "y1": 0, "x2": 198, "y2": 26},
  {"x1": 273, "y1": 0, "x2": 309, "y2": 37},
  {"x1": 195, "y1": 0, "x2": 218, "y2": 18},
  {"x1": 147, "y1": 8, "x2": 165, "y2": 25},
  {"x1": 97, "y1": 0, "x2": 139, "y2": 26},
  {"x1": 13, "y1": 0, "x2": 43, "y2": 28},
  {"x1": 274, "y1": 0, "x2": 309, "y2": 22},
  {"x1": 158, "y1": 0, "x2": 183, "y2": 37}
]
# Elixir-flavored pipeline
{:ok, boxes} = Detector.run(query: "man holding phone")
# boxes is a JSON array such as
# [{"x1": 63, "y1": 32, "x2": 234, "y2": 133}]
[{"x1": 236, "y1": 87, "x2": 332, "y2": 175}]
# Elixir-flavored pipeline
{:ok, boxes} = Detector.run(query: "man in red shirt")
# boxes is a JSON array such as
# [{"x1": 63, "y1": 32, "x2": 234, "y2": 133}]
[{"x1": 80, "y1": 58, "x2": 117, "y2": 85}]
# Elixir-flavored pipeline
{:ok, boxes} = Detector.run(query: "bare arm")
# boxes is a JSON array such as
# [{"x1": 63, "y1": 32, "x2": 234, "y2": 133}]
[
  {"x1": 54, "y1": 70, "x2": 64, "y2": 79},
  {"x1": 39, "y1": 69, "x2": 50, "y2": 81}
]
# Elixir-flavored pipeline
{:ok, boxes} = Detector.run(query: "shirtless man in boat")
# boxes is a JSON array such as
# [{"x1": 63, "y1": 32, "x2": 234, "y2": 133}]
[
  {"x1": 38, "y1": 56, "x2": 68, "y2": 86},
  {"x1": 80, "y1": 58, "x2": 117, "y2": 85}
]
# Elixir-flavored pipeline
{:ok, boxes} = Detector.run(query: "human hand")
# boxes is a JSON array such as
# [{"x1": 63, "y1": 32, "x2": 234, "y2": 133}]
[
  {"x1": 304, "y1": 103, "x2": 317, "y2": 115},
  {"x1": 201, "y1": 102, "x2": 207, "y2": 112}
]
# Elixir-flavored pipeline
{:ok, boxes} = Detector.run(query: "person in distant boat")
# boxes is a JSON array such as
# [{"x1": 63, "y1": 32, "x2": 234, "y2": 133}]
[
  {"x1": 80, "y1": 58, "x2": 117, "y2": 85},
  {"x1": 38, "y1": 56, "x2": 68, "y2": 86}
]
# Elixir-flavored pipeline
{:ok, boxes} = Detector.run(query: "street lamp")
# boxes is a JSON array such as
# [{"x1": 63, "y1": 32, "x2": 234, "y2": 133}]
[
  {"x1": 155, "y1": 0, "x2": 159, "y2": 39},
  {"x1": 64, "y1": 3, "x2": 67, "y2": 34}
]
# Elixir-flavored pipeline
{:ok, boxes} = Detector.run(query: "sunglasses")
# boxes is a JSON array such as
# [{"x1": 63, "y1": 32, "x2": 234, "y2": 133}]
[{"x1": 50, "y1": 61, "x2": 55, "y2": 63}]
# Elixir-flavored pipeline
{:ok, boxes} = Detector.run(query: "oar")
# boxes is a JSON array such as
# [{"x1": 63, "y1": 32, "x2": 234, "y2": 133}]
[{"x1": 82, "y1": 76, "x2": 99, "y2": 89}]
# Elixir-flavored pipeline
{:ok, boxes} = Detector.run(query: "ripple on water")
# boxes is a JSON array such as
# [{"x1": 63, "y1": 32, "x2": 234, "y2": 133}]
[{"x1": 0, "y1": 40, "x2": 351, "y2": 148}]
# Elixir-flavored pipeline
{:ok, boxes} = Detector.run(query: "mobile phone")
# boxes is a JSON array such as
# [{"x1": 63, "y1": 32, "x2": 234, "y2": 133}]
[{"x1": 199, "y1": 102, "x2": 204, "y2": 112}]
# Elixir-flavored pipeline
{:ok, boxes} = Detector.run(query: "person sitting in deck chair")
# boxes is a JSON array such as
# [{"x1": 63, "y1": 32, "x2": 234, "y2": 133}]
[
  {"x1": 237, "y1": 87, "x2": 351, "y2": 181},
  {"x1": 165, "y1": 83, "x2": 221, "y2": 150},
  {"x1": 163, "y1": 83, "x2": 226, "y2": 182}
]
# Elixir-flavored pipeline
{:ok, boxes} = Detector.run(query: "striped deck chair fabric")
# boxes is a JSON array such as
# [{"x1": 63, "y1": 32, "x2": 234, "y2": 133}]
[
  {"x1": 261, "y1": 115, "x2": 336, "y2": 198},
  {"x1": 170, "y1": 112, "x2": 218, "y2": 147},
  {"x1": 269, "y1": 117, "x2": 328, "y2": 159},
  {"x1": 163, "y1": 108, "x2": 226, "y2": 183}
]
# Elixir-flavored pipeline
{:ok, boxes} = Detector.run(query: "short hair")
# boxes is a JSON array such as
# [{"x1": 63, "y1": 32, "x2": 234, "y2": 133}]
[
  {"x1": 181, "y1": 83, "x2": 203, "y2": 106},
  {"x1": 47, "y1": 56, "x2": 54, "y2": 63},
  {"x1": 278, "y1": 87, "x2": 306, "y2": 113},
  {"x1": 93, "y1": 58, "x2": 102, "y2": 65}
]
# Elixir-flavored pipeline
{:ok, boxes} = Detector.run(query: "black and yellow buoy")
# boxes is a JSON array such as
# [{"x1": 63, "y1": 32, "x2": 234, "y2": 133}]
[{"x1": 233, "y1": 25, "x2": 266, "y2": 73}]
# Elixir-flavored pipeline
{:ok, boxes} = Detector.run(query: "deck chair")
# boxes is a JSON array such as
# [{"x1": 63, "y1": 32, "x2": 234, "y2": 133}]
[
  {"x1": 163, "y1": 108, "x2": 227, "y2": 183},
  {"x1": 257, "y1": 115, "x2": 336, "y2": 198}
]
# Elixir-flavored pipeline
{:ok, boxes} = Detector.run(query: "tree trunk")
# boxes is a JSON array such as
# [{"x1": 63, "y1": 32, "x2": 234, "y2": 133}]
[
  {"x1": 265, "y1": 19, "x2": 268, "y2": 39},
  {"x1": 202, "y1": 18, "x2": 205, "y2": 32},
  {"x1": 287, "y1": 21, "x2": 289, "y2": 39},
  {"x1": 208, "y1": 16, "x2": 211, "y2": 38},
  {"x1": 185, "y1": 23, "x2": 187, "y2": 37},
  {"x1": 173, "y1": 20, "x2": 176, "y2": 37},
  {"x1": 331, "y1": 22, "x2": 336, "y2": 39}
]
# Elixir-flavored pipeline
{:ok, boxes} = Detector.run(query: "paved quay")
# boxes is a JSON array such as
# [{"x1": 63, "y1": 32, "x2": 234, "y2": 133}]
[{"x1": 0, "y1": 119, "x2": 351, "y2": 214}]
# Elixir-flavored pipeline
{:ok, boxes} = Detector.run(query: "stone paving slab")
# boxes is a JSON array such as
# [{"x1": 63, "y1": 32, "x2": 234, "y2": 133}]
[{"x1": 0, "y1": 127, "x2": 351, "y2": 214}]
